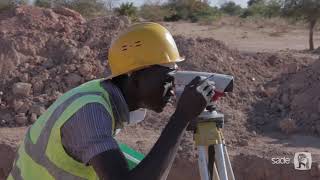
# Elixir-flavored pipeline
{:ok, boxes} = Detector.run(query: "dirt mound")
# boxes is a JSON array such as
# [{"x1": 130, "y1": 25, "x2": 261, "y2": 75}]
[
  {"x1": 174, "y1": 36, "x2": 319, "y2": 137},
  {"x1": 275, "y1": 60, "x2": 320, "y2": 135},
  {"x1": 0, "y1": 5, "x2": 129, "y2": 126},
  {"x1": 249, "y1": 55, "x2": 320, "y2": 135}
]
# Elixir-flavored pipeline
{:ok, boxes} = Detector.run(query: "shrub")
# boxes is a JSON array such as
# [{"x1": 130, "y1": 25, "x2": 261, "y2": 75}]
[
  {"x1": 190, "y1": 6, "x2": 221, "y2": 23},
  {"x1": 115, "y1": 2, "x2": 138, "y2": 20},
  {"x1": 68, "y1": 0, "x2": 107, "y2": 18},
  {"x1": 164, "y1": 14, "x2": 182, "y2": 21},
  {"x1": 163, "y1": 0, "x2": 221, "y2": 22},
  {"x1": 248, "y1": 0, "x2": 265, "y2": 7},
  {"x1": 35, "y1": 0, "x2": 52, "y2": 8},
  {"x1": 0, "y1": 0, "x2": 26, "y2": 12},
  {"x1": 220, "y1": 1, "x2": 243, "y2": 16},
  {"x1": 0, "y1": 1, "x2": 13, "y2": 12},
  {"x1": 264, "y1": 0, "x2": 282, "y2": 18},
  {"x1": 241, "y1": 0, "x2": 282, "y2": 18},
  {"x1": 140, "y1": 4, "x2": 172, "y2": 21}
]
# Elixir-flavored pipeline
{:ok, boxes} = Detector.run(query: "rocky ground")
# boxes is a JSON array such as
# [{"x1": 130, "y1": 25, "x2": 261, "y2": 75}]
[{"x1": 0, "y1": 5, "x2": 320, "y2": 180}]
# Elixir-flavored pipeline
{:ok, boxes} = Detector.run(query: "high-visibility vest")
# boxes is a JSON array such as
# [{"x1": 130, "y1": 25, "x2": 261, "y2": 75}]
[{"x1": 7, "y1": 79, "x2": 144, "y2": 180}]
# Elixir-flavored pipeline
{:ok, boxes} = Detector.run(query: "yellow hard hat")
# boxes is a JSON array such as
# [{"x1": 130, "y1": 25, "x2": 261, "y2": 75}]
[{"x1": 108, "y1": 22, "x2": 184, "y2": 78}]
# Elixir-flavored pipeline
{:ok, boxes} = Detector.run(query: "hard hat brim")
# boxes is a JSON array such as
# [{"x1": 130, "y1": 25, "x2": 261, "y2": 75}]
[{"x1": 106, "y1": 56, "x2": 185, "y2": 79}]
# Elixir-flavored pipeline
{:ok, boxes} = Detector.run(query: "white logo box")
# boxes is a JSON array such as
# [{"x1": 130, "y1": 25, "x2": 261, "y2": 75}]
[{"x1": 294, "y1": 152, "x2": 312, "y2": 170}]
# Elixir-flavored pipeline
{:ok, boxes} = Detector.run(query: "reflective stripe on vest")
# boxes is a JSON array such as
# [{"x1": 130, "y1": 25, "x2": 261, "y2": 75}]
[{"x1": 9, "y1": 79, "x2": 144, "y2": 180}]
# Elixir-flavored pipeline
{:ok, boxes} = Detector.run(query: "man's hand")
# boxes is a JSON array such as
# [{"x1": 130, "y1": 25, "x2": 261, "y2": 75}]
[{"x1": 175, "y1": 76, "x2": 215, "y2": 121}]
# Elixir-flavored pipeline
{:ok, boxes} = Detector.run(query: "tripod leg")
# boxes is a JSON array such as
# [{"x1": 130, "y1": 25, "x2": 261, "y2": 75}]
[
  {"x1": 214, "y1": 144, "x2": 229, "y2": 180},
  {"x1": 223, "y1": 145, "x2": 235, "y2": 180},
  {"x1": 212, "y1": 163, "x2": 220, "y2": 180},
  {"x1": 208, "y1": 145, "x2": 220, "y2": 180},
  {"x1": 198, "y1": 146, "x2": 210, "y2": 180},
  {"x1": 208, "y1": 145, "x2": 215, "y2": 178}
]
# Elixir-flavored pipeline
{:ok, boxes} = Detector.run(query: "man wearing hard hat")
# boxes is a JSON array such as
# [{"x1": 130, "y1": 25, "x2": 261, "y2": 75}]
[{"x1": 8, "y1": 23, "x2": 215, "y2": 180}]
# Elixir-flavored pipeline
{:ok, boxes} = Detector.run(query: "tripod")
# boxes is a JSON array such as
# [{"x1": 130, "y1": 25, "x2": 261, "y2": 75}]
[{"x1": 194, "y1": 109, "x2": 235, "y2": 180}]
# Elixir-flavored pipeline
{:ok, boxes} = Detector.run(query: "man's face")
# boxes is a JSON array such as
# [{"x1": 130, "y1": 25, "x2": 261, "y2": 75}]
[{"x1": 133, "y1": 65, "x2": 175, "y2": 113}]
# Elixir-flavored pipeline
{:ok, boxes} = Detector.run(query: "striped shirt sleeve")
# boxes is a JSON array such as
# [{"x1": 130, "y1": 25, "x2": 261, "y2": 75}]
[{"x1": 61, "y1": 103, "x2": 119, "y2": 164}]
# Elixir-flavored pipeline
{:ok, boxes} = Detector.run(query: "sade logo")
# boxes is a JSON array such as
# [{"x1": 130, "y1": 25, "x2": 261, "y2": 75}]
[{"x1": 271, "y1": 157, "x2": 291, "y2": 164}]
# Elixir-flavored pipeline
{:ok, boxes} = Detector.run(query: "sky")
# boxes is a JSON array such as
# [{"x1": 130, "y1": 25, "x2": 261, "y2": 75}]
[{"x1": 27, "y1": 0, "x2": 249, "y2": 8}]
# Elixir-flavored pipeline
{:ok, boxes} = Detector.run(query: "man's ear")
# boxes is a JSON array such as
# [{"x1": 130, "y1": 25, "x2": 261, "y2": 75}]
[{"x1": 111, "y1": 74, "x2": 129, "y2": 86}]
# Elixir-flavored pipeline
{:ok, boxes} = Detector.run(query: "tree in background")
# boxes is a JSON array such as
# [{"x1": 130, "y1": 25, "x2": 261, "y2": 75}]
[
  {"x1": 220, "y1": 1, "x2": 242, "y2": 16},
  {"x1": 264, "y1": 0, "x2": 283, "y2": 18},
  {"x1": 248, "y1": 0, "x2": 265, "y2": 7},
  {"x1": 283, "y1": 0, "x2": 320, "y2": 50},
  {"x1": 105, "y1": 0, "x2": 119, "y2": 11},
  {"x1": 241, "y1": 0, "x2": 282, "y2": 18}
]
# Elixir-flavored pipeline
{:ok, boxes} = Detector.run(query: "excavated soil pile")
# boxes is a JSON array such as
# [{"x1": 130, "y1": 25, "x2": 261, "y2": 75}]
[
  {"x1": 0, "y1": 5, "x2": 129, "y2": 127},
  {"x1": 174, "y1": 37, "x2": 320, "y2": 137},
  {"x1": 0, "y1": 5, "x2": 320, "y2": 180},
  {"x1": 251, "y1": 59, "x2": 320, "y2": 135}
]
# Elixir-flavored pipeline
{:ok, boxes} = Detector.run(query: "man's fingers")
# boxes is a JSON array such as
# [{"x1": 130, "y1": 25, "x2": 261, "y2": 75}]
[
  {"x1": 208, "y1": 81, "x2": 215, "y2": 86},
  {"x1": 187, "y1": 76, "x2": 201, "y2": 88},
  {"x1": 196, "y1": 80, "x2": 209, "y2": 92},
  {"x1": 198, "y1": 80, "x2": 215, "y2": 91},
  {"x1": 202, "y1": 88, "x2": 214, "y2": 101},
  {"x1": 207, "y1": 89, "x2": 215, "y2": 97},
  {"x1": 187, "y1": 77, "x2": 216, "y2": 103},
  {"x1": 205, "y1": 86, "x2": 214, "y2": 94},
  {"x1": 199, "y1": 83, "x2": 215, "y2": 103}
]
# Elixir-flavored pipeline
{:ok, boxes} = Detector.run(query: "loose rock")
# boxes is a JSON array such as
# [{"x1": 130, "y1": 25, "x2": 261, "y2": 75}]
[
  {"x1": 30, "y1": 113, "x2": 38, "y2": 123},
  {"x1": 12, "y1": 82, "x2": 32, "y2": 97},
  {"x1": 15, "y1": 113, "x2": 28, "y2": 125},
  {"x1": 30, "y1": 105, "x2": 46, "y2": 116},
  {"x1": 65, "y1": 73, "x2": 82, "y2": 86}
]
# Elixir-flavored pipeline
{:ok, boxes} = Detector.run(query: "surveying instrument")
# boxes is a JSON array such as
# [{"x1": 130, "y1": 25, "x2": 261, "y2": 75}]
[{"x1": 171, "y1": 71, "x2": 235, "y2": 180}]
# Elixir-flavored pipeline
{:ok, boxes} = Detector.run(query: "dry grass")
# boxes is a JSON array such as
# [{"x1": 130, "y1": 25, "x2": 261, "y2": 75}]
[
  {"x1": 268, "y1": 27, "x2": 289, "y2": 37},
  {"x1": 211, "y1": 16, "x2": 298, "y2": 31}
]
